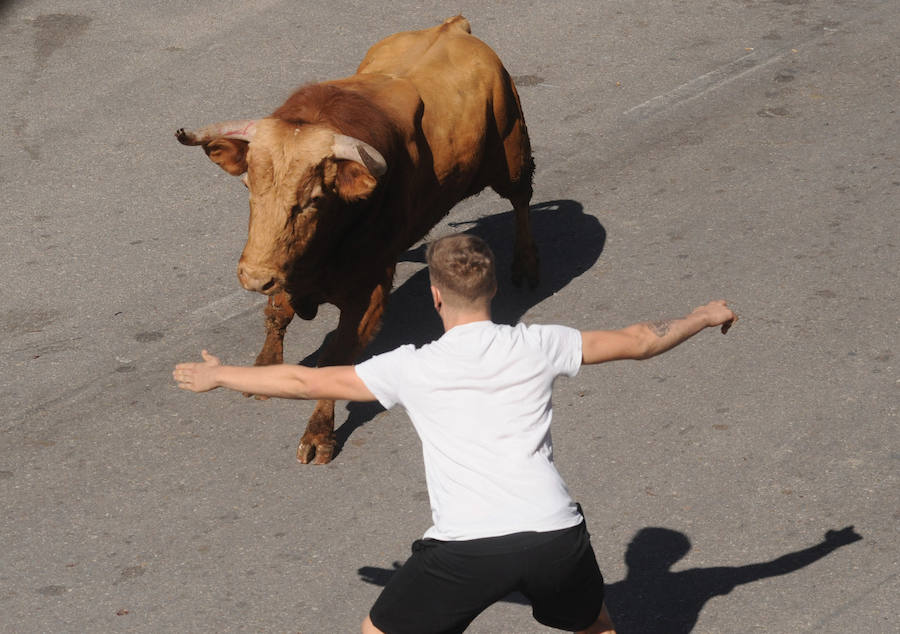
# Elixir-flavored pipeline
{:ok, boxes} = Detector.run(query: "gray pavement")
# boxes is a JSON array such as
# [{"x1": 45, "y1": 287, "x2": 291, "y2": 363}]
[{"x1": 1, "y1": 1, "x2": 897, "y2": 632}]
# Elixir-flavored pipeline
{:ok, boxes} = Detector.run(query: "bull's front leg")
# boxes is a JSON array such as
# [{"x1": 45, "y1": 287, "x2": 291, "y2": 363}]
[
  {"x1": 297, "y1": 271, "x2": 393, "y2": 465},
  {"x1": 244, "y1": 291, "x2": 295, "y2": 399}
]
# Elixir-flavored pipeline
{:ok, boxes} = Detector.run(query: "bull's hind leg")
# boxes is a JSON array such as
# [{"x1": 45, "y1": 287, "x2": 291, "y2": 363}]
[
  {"x1": 493, "y1": 183, "x2": 539, "y2": 288},
  {"x1": 244, "y1": 291, "x2": 295, "y2": 399},
  {"x1": 297, "y1": 270, "x2": 393, "y2": 465},
  {"x1": 509, "y1": 192, "x2": 539, "y2": 289},
  {"x1": 492, "y1": 116, "x2": 539, "y2": 288}
]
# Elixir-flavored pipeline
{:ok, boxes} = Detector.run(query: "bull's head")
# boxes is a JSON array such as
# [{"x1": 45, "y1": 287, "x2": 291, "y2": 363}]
[{"x1": 176, "y1": 118, "x2": 386, "y2": 295}]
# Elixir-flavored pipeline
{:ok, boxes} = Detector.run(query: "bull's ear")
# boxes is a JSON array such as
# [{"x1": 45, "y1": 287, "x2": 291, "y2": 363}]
[
  {"x1": 333, "y1": 160, "x2": 378, "y2": 202},
  {"x1": 203, "y1": 138, "x2": 249, "y2": 176}
]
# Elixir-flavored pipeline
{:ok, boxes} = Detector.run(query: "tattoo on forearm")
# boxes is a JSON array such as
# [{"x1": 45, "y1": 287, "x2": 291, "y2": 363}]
[{"x1": 648, "y1": 320, "x2": 674, "y2": 337}]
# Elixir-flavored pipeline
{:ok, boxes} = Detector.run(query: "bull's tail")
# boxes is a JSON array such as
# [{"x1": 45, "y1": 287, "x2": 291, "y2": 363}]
[{"x1": 442, "y1": 15, "x2": 471, "y2": 34}]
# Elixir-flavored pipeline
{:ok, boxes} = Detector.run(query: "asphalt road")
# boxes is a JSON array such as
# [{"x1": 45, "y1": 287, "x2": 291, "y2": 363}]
[{"x1": 1, "y1": 1, "x2": 897, "y2": 632}]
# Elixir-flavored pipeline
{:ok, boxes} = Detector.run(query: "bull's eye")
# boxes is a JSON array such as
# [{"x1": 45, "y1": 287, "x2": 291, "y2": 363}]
[{"x1": 310, "y1": 194, "x2": 325, "y2": 206}]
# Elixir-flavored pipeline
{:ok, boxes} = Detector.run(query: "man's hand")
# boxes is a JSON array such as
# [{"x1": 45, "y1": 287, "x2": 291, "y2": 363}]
[
  {"x1": 824, "y1": 526, "x2": 862, "y2": 546},
  {"x1": 693, "y1": 300, "x2": 737, "y2": 334},
  {"x1": 173, "y1": 350, "x2": 222, "y2": 392}
]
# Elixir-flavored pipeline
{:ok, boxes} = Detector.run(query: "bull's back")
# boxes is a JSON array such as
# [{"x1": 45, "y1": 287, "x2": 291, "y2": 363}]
[{"x1": 358, "y1": 16, "x2": 524, "y2": 190}]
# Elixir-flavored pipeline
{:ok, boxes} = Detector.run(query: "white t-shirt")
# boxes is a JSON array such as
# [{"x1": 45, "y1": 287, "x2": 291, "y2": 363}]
[{"x1": 354, "y1": 320, "x2": 584, "y2": 541}]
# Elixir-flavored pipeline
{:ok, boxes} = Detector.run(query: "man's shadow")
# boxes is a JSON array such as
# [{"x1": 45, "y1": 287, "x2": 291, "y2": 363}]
[
  {"x1": 603, "y1": 525, "x2": 862, "y2": 633},
  {"x1": 319, "y1": 199, "x2": 607, "y2": 453},
  {"x1": 357, "y1": 526, "x2": 862, "y2": 632}
]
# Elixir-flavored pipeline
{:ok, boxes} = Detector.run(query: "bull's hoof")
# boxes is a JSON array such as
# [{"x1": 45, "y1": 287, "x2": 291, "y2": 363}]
[{"x1": 297, "y1": 435, "x2": 336, "y2": 465}]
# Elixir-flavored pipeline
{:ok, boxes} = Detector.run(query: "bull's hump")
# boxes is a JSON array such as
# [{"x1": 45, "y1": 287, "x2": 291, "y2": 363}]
[
  {"x1": 357, "y1": 15, "x2": 476, "y2": 78},
  {"x1": 441, "y1": 15, "x2": 471, "y2": 33}
]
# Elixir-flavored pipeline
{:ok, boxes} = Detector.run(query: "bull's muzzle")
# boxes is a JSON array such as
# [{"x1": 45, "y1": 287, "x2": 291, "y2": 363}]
[{"x1": 237, "y1": 262, "x2": 282, "y2": 295}]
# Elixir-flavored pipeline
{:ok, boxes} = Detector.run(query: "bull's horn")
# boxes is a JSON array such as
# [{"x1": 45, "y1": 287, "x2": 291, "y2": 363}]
[
  {"x1": 175, "y1": 119, "x2": 258, "y2": 146},
  {"x1": 332, "y1": 133, "x2": 387, "y2": 177}
]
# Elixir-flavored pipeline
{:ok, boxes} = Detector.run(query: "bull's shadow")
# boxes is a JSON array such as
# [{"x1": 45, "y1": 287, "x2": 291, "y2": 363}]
[
  {"x1": 322, "y1": 199, "x2": 607, "y2": 451},
  {"x1": 356, "y1": 525, "x2": 862, "y2": 631}
]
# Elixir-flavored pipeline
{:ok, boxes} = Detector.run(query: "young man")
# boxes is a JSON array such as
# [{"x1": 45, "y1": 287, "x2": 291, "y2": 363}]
[{"x1": 174, "y1": 233, "x2": 736, "y2": 634}]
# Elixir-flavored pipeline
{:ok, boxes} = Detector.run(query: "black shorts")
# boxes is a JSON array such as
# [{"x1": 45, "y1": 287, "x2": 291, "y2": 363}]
[{"x1": 369, "y1": 519, "x2": 605, "y2": 634}]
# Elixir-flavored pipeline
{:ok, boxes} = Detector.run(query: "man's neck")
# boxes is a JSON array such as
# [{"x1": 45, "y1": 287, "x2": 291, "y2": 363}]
[{"x1": 440, "y1": 308, "x2": 492, "y2": 333}]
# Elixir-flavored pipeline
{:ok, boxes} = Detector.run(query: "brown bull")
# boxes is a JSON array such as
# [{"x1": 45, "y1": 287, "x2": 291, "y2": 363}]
[{"x1": 175, "y1": 16, "x2": 538, "y2": 464}]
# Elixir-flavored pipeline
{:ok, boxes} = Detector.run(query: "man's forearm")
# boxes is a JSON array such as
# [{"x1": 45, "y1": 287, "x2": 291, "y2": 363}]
[
  {"x1": 580, "y1": 301, "x2": 735, "y2": 364},
  {"x1": 175, "y1": 350, "x2": 377, "y2": 401},
  {"x1": 211, "y1": 363, "x2": 313, "y2": 399},
  {"x1": 638, "y1": 309, "x2": 712, "y2": 358}
]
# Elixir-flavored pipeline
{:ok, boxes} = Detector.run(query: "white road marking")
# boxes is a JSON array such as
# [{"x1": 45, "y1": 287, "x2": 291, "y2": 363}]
[
  {"x1": 187, "y1": 289, "x2": 266, "y2": 328},
  {"x1": 623, "y1": 46, "x2": 789, "y2": 119}
]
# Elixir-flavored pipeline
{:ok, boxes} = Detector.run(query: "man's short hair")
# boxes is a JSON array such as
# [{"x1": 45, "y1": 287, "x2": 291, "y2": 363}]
[{"x1": 426, "y1": 234, "x2": 497, "y2": 304}]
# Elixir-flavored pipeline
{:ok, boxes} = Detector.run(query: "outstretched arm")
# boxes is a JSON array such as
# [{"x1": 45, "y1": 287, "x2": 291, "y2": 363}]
[
  {"x1": 173, "y1": 350, "x2": 377, "y2": 402},
  {"x1": 725, "y1": 526, "x2": 862, "y2": 587},
  {"x1": 581, "y1": 300, "x2": 736, "y2": 364}
]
